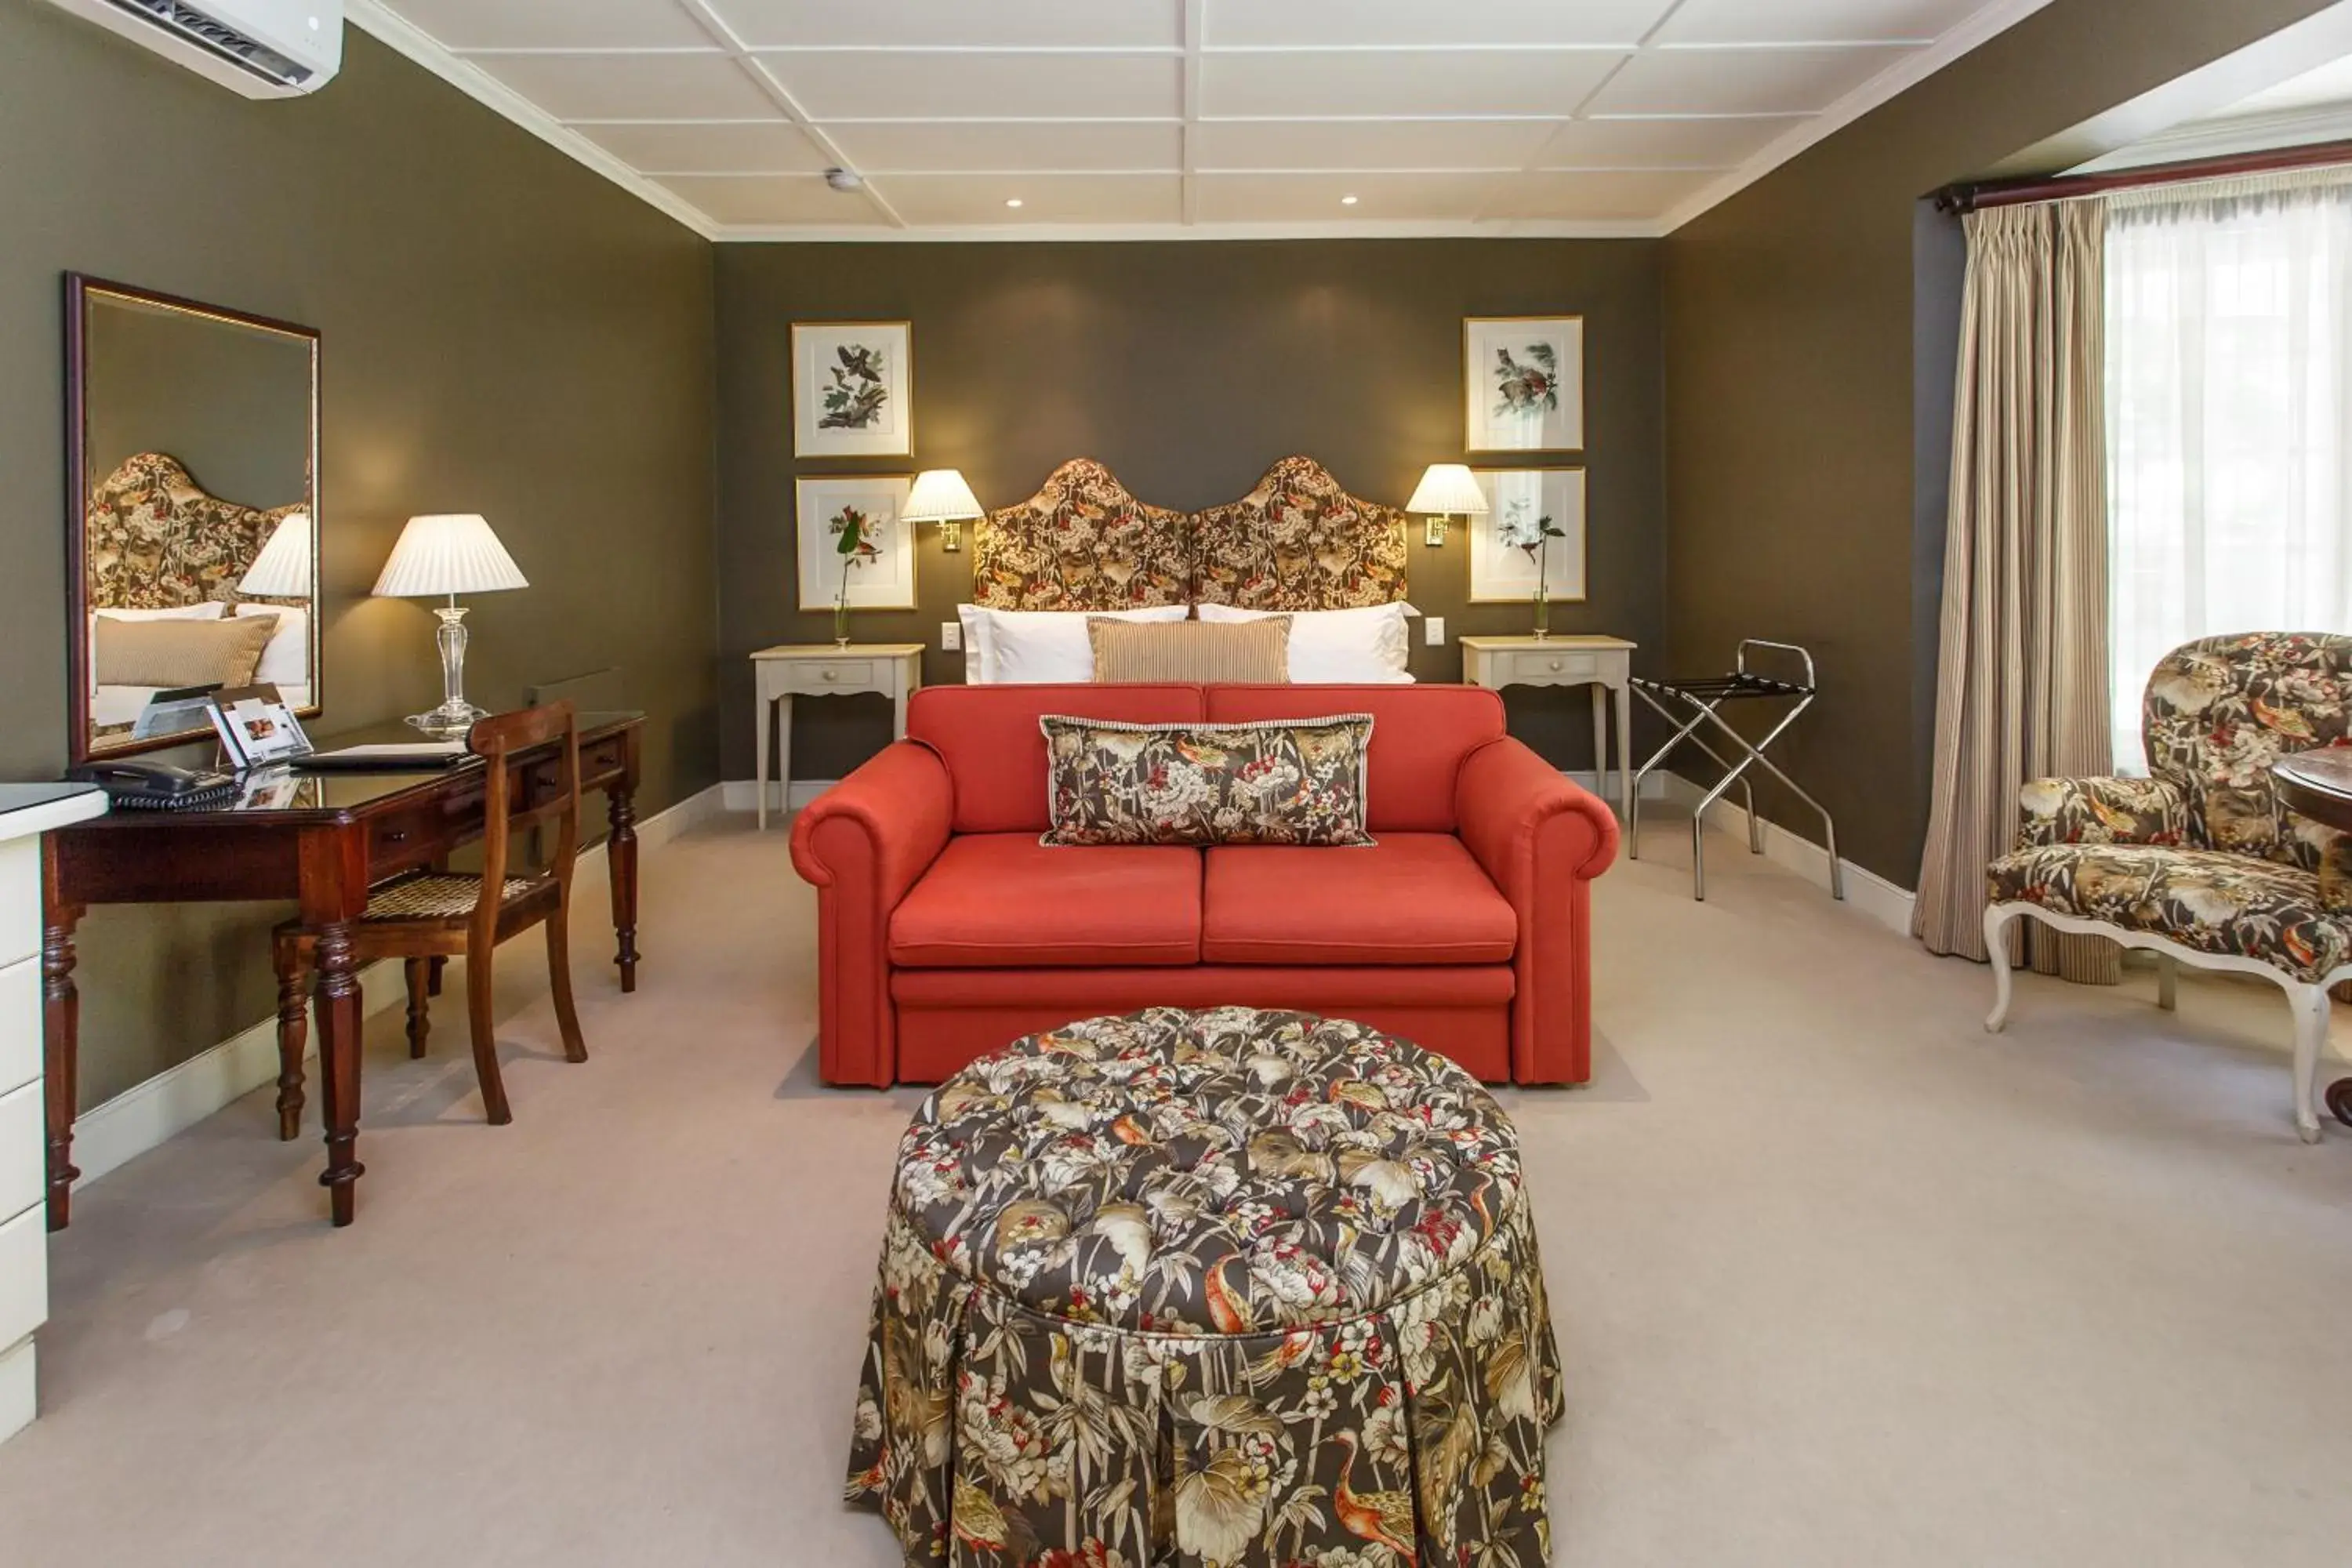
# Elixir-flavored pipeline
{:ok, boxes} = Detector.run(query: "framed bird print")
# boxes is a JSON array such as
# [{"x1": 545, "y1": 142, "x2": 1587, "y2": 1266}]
[
  {"x1": 1464, "y1": 315, "x2": 1583, "y2": 452},
  {"x1": 795, "y1": 475, "x2": 917, "y2": 612},
  {"x1": 792, "y1": 321, "x2": 912, "y2": 458}
]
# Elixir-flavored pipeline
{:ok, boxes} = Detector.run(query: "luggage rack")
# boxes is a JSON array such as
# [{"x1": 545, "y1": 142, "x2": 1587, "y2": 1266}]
[{"x1": 1628, "y1": 639, "x2": 1842, "y2": 902}]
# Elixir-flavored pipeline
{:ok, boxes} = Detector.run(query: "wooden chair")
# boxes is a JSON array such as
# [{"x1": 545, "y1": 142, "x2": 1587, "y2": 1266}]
[{"x1": 272, "y1": 702, "x2": 587, "y2": 1131}]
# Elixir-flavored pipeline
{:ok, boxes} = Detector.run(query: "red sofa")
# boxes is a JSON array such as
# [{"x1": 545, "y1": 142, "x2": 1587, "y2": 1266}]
[{"x1": 789, "y1": 683, "x2": 1618, "y2": 1086}]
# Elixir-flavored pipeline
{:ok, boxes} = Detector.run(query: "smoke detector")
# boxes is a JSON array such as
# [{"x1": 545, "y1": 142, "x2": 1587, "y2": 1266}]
[{"x1": 823, "y1": 168, "x2": 864, "y2": 193}]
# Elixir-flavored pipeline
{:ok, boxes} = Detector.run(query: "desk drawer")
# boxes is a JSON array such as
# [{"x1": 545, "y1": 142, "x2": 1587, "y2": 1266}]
[
  {"x1": 0, "y1": 1081, "x2": 41, "y2": 1223},
  {"x1": 0, "y1": 1203, "x2": 45, "y2": 1356},
  {"x1": 782, "y1": 659, "x2": 877, "y2": 694},
  {"x1": 0, "y1": 959, "x2": 35, "y2": 1099},
  {"x1": 0, "y1": 838, "x2": 36, "y2": 970},
  {"x1": 368, "y1": 804, "x2": 446, "y2": 877}
]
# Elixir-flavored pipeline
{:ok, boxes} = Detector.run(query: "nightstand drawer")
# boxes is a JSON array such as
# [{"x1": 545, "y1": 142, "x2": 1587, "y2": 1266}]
[
  {"x1": 0, "y1": 1080, "x2": 41, "y2": 1223},
  {"x1": 782, "y1": 659, "x2": 877, "y2": 693},
  {"x1": 0, "y1": 1203, "x2": 45, "y2": 1356},
  {"x1": 0, "y1": 959, "x2": 35, "y2": 1100},
  {"x1": 1501, "y1": 650, "x2": 1606, "y2": 684}
]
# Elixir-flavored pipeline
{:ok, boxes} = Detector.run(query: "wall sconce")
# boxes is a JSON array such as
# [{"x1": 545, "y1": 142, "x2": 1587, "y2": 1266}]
[
  {"x1": 904, "y1": 468, "x2": 985, "y2": 554},
  {"x1": 1406, "y1": 463, "x2": 1489, "y2": 547}
]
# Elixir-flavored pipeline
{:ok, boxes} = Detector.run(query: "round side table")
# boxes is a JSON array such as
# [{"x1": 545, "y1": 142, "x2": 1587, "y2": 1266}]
[{"x1": 2272, "y1": 750, "x2": 2352, "y2": 1127}]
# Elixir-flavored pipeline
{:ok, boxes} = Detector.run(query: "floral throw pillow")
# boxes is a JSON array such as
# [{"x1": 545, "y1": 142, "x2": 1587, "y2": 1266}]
[{"x1": 1040, "y1": 713, "x2": 1376, "y2": 847}]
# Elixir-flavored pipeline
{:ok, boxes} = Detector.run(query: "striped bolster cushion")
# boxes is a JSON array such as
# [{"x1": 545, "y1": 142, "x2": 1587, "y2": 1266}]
[{"x1": 1087, "y1": 615, "x2": 1290, "y2": 683}]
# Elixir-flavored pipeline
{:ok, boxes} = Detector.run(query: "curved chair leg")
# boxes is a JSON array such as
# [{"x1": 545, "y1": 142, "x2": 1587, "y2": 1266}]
[
  {"x1": 403, "y1": 958, "x2": 432, "y2": 1058},
  {"x1": 2156, "y1": 954, "x2": 2179, "y2": 1011},
  {"x1": 1983, "y1": 902, "x2": 2019, "y2": 1033},
  {"x1": 271, "y1": 932, "x2": 309, "y2": 1142},
  {"x1": 465, "y1": 951, "x2": 513, "y2": 1127},
  {"x1": 2285, "y1": 982, "x2": 2328, "y2": 1145},
  {"x1": 544, "y1": 906, "x2": 587, "y2": 1064}
]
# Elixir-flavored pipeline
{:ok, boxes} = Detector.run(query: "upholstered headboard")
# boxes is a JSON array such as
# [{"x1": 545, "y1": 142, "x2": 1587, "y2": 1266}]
[
  {"x1": 1189, "y1": 455, "x2": 1408, "y2": 610},
  {"x1": 972, "y1": 458, "x2": 1192, "y2": 610},
  {"x1": 85, "y1": 451, "x2": 299, "y2": 610}
]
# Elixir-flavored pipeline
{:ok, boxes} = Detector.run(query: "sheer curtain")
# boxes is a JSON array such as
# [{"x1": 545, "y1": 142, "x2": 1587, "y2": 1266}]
[{"x1": 2106, "y1": 169, "x2": 2352, "y2": 768}]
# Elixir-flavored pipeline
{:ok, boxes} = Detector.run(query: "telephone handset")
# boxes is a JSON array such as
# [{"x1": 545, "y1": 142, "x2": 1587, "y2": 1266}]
[{"x1": 66, "y1": 759, "x2": 239, "y2": 810}]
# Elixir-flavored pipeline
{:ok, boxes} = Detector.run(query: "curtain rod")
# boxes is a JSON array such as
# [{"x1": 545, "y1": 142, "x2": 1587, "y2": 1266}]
[{"x1": 1934, "y1": 136, "x2": 2352, "y2": 214}]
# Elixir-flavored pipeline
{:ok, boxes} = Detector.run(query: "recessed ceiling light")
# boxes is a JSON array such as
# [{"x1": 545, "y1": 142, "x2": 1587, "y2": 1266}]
[
  {"x1": 1005, "y1": 198, "x2": 1024, "y2": 209},
  {"x1": 1341, "y1": 194, "x2": 1359, "y2": 206}
]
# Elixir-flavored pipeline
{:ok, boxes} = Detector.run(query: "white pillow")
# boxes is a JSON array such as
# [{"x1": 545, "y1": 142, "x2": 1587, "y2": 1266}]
[
  {"x1": 234, "y1": 602, "x2": 310, "y2": 690},
  {"x1": 1195, "y1": 602, "x2": 1414, "y2": 684},
  {"x1": 961, "y1": 604, "x2": 1189, "y2": 684}
]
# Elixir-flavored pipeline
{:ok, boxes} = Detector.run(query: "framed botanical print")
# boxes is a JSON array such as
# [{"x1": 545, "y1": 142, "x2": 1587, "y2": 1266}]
[
  {"x1": 1464, "y1": 316, "x2": 1584, "y2": 452},
  {"x1": 795, "y1": 475, "x2": 917, "y2": 612},
  {"x1": 1468, "y1": 467, "x2": 1587, "y2": 603},
  {"x1": 792, "y1": 321, "x2": 912, "y2": 457}
]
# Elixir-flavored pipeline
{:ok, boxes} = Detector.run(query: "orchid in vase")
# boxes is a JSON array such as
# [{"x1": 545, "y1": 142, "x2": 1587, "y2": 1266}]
[
  {"x1": 830, "y1": 503, "x2": 879, "y2": 645},
  {"x1": 1496, "y1": 495, "x2": 1567, "y2": 639}
]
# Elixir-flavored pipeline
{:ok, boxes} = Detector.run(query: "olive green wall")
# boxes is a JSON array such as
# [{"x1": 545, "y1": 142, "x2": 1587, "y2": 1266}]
[
  {"x1": 85, "y1": 300, "x2": 313, "y2": 516},
  {"x1": 715, "y1": 240, "x2": 1665, "y2": 785},
  {"x1": 1661, "y1": 0, "x2": 2338, "y2": 887},
  {"x1": 0, "y1": 5, "x2": 719, "y2": 1105}
]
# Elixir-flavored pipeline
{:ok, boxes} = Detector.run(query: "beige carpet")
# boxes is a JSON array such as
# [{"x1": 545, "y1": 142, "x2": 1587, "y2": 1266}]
[{"x1": 4, "y1": 811, "x2": 2352, "y2": 1566}]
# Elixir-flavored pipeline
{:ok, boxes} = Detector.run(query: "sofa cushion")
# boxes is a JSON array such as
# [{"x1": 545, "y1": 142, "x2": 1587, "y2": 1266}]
[
  {"x1": 1203, "y1": 684, "x2": 1506, "y2": 832},
  {"x1": 1203, "y1": 833, "x2": 1516, "y2": 964},
  {"x1": 891, "y1": 833, "x2": 1201, "y2": 967},
  {"x1": 908, "y1": 684, "x2": 1204, "y2": 834}
]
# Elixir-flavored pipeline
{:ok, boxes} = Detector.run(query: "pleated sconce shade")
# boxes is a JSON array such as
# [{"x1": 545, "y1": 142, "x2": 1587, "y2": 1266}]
[
  {"x1": 1405, "y1": 464, "x2": 1490, "y2": 516},
  {"x1": 372, "y1": 514, "x2": 530, "y2": 598}
]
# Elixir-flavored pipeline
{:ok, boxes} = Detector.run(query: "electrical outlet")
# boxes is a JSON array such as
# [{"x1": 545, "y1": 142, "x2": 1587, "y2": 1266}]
[
  {"x1": 1425, "y1": 616, "x2": 1446, "y2": 647},
  {"x1": 941, "y1": 621, "x2": 961, "y2": 652}
]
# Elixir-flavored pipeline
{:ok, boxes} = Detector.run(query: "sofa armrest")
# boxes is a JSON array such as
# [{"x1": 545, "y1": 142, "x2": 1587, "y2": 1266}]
[
  {"x1": 2014, "y1": 775, "x2": 2187, "y2": 851},
  {"x1": 789, "y1": 741, "x2": 954, "y2": 1085},
  {"x1": 1456, "y1": 737, "x2": 1619, "y2": 1085}
]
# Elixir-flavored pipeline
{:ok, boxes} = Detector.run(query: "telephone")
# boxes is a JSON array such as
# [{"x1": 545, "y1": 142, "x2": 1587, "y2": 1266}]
[{"x1": 66, "y1": 759, "x2": 239, "y2": 811}]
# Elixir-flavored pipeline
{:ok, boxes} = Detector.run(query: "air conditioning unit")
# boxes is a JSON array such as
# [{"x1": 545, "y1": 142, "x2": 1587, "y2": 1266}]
[{"x1": 45, "y1": 0, "x2": 342, "y2": 98}]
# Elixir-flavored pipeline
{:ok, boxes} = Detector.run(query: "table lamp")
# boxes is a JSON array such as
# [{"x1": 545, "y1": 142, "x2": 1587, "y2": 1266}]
[
  {"x1": 372, "y1": 513, "x2": 528, "y2": 737},
  {"x1": 237, "y1": 511, "x2": 312, "y2": 597},
  {"x1": 1406, "y1": 463, "x2": 1490, "y2": 548},
  {"x1": 902, "y1": 468, "x2": 985, "y2": 553}
]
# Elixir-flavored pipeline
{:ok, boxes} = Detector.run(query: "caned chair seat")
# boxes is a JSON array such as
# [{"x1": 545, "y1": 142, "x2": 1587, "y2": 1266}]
[{"x1": 361, "y1": 871, "x2": 547, "y2": 922}]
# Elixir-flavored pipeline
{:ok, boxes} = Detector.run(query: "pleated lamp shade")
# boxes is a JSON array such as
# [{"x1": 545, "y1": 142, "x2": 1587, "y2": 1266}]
[
  {"x1": 237, "y1": 512, "x2": 313, "y2": 597},
  {"x1": 372, "y1": 514, "x2": 529, "y2": 598},
  {"x1": 1405, "y1": 464, "x2": 1490, "y2": 516},
  {"x1": 902, "y1": 469, "x2": 985, "y2": 523}
]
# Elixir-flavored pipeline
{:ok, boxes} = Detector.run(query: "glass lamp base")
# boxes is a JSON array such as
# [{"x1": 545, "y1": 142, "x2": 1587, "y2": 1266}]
[{"x1": 406, "y1": 700, "x2": 488, "y2": 740}]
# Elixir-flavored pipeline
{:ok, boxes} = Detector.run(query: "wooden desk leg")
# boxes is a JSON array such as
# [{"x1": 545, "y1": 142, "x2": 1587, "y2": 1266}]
[
  {"x1": 608, "y1": 785, "x2": 640, "y2": 993},
  {"x1": 274, "y1": 938, "x2": 309, "y2": 1141},
  {"x1": 41, "y1": 897, "x2": 84, "y2": 1233},
  {"x1": 313, "y1": 920, "x2": 365, "y2": 1228}
]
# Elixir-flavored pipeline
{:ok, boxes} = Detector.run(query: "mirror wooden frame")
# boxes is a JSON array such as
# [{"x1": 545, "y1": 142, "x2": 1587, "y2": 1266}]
[{"x1": 64, "y1": 274, "x2": 322, "y2": 764}]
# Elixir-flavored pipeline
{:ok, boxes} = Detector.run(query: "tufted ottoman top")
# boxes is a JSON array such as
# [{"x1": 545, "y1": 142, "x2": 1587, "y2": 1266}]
[{"x1": 890, "y1": 1006, "x2": 1527, "y2": 1335}]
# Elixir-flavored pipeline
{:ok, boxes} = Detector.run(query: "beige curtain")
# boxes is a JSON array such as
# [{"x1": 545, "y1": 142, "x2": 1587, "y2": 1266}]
[{"x1": 1915, "y1": 200, "x2": 2120, "y2": 982}]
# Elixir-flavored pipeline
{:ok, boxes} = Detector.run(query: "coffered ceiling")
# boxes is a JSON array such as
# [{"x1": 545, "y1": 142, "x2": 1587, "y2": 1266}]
[{"x1": 348, "y1": 0, "x2": 2053, "y2": 240}]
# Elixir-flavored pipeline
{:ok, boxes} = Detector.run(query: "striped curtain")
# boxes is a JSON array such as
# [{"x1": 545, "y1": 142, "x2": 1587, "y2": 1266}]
[{"x1": 1914, "y1": 200, "x2": 2121, "y2": 982}]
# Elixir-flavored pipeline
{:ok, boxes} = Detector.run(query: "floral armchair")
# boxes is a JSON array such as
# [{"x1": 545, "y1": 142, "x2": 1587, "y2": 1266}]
[{"x1": 1984, "y1": 632, "x2": 2352, "y2": 1143}]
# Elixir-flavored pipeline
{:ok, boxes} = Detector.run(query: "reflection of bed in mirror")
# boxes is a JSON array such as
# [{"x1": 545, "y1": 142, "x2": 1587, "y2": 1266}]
[{"x1": 85, "y1": 452, "x2": 311, "y2": 734}]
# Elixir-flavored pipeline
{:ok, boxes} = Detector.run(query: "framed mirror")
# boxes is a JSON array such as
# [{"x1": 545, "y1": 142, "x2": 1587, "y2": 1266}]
[{"x1": 66, "y1": 274, "x2": 321, "y2": 763}]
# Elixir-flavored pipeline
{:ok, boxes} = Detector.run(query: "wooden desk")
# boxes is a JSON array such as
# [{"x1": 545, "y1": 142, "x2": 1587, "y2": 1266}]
[
  {"x1": 2271, "y1": 749, "x2": 2352, "y2": 1130},
  {"x1": 42, "y1": 711, "x2": 644, "y2": 1229}
]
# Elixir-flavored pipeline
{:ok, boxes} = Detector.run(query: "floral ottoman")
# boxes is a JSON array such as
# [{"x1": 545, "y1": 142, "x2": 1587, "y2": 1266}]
[{"x1": 847, "y1": 1006, "x2": 1563, "y2": 1567}]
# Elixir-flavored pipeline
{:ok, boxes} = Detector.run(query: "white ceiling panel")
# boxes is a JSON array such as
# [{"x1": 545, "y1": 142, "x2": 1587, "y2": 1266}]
[
  {"x1": 1487, "y1": 169, "x2": 1723, "y2": 220},
  {"x1": 1203, "y1": 0, "x2": 1677, "y2": 49},
  {"x1": 1654, "y1": 0, "x2": 1982, "y2": 46},
  {"x1": 359, "y1": 1, "x2": 2042, "y2": 235},
  {"x1": 706, "y1": 0, "x2": 1181, "y2": 51},
  {"x1": 473, "y1": 52, "x2": 780, "y2": 122},
  {"x1": 826, "y1": 121, "x2": 1182, "y2": 172},
  {"x1": 875, "y1": 174, "x2": 1184, "y2": 226},
  {"x1": 573, "y1": 121, "x2": 834, "y2": 175},
  {"x1": 1201, "y1": 50, "x2": 1626, "y2": 119},
  {"x1": 1196, "y1": 172, "x2": 1504, "y2": 223},
  {"x1": 1534, "y1": 115, "x2": 1808, "y2": 169},
  {"x1": 757, "y1": 51, "x2": 1183, "y2": 121},
  {"x1": 655, "y1": 176, "x2": 889, "y2": 227},
  {"x1": 1191, "y1": 118, "x2": 1562, "y2": 172},
  {"x1": 392, "y1": 0, "x2": 716, "y2": 52},
  {"x1": 1585, "y1": 45, "x2": 1918, "y2": 117}
]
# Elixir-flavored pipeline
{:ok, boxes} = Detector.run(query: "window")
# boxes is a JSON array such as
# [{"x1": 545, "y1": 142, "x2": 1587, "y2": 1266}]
[{"x1": 2104, "y1": 173, "x2": 2352, "y2": 768}]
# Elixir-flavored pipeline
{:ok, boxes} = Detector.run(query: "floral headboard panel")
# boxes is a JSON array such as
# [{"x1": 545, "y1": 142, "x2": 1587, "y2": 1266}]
[
  {"x1": 1189, "y1": 455, "x2": 1408, "y2": 610},
  {"x1": 972, "y1": 458, "x2": 1192, "y2": 610},
  {"x1": 85, "y1": 451, "x2": 298, "y2": 610}
]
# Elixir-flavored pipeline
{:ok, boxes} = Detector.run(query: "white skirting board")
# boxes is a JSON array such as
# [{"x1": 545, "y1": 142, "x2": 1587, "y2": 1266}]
[
  {"x1": 721, "y1": 768, "x2": 1675, "y2": 817},
  {"x1": 68, "y1": 782, "x2": 728, "y2": 1192},
  {"x1": 1655, "y1": 773, "x2": 1918, "y2": 936}
]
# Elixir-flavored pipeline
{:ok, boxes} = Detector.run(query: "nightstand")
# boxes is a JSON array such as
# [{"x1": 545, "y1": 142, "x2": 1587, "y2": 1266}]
[
  {"x1": 1460, "y1": 635, "x2": 1637, "y2": 811},
  {"x1": 750, "y1": 644, "x2": 924, "y2": 829}
]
